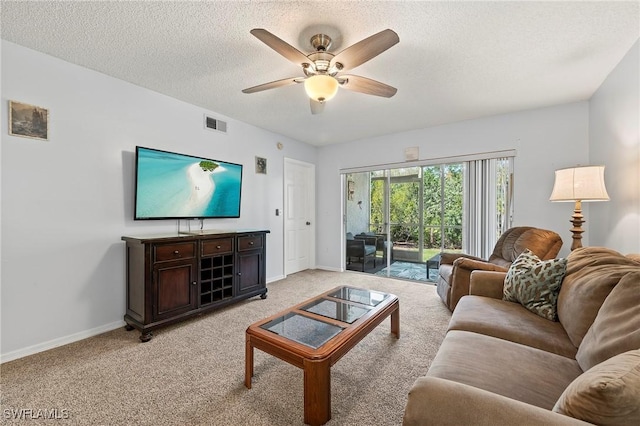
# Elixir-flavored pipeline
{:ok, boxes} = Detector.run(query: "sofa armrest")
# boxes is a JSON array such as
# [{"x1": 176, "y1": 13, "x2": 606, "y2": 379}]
[
  {"x1": 454, "y1": 257, "x2": 508, "y2": 272},
  {"x1": 403, "y1": 377, "x2": 591, "y2": 426},
  {"x1": 439, "y1": 252, "x2": 484, "y2": 265},
  {"x1": 469, "y1": 271, "x2": 507, "y2": 299},
  {"x1": 446, "y1": 259, "x2": 508, "y2": 312}
]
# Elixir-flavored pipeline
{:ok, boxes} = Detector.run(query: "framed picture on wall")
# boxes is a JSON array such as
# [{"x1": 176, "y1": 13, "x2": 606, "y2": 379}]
[
  {"x1": 256, "y1": 156, "x2": 267, "y2": 174},
  {"x1": 9, "y1": 101, "x2": 49, "y2": 141}
]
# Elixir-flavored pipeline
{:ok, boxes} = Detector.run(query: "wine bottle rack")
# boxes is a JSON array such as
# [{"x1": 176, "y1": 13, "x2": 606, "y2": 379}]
[{"x1": 200, "y1": 254, "x2": 234, "y2": 305}]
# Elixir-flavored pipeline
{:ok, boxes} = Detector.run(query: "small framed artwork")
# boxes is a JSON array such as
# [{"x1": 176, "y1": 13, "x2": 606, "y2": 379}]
[
  {"x1": 256, "y1": 156, "x2": 267, "y2": 174},
  {"x1": 9, "y1": 101, "x2": 49, "y2": 141}
]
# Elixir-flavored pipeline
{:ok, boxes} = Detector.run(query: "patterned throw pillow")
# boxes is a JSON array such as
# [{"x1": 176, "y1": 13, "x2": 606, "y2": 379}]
[{"x1": 503, "y1": 249, "x2": 567, "y2": 321}]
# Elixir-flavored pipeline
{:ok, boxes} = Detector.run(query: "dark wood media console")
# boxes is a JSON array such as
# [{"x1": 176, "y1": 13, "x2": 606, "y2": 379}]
[{"x1": 122, "y1": 230, "x2": 269, "y2": 342}]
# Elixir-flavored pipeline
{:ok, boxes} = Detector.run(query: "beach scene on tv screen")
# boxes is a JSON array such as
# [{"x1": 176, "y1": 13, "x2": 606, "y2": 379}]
[{"x1": 136, "y1": 148, "x2": 242, "y2": 218}]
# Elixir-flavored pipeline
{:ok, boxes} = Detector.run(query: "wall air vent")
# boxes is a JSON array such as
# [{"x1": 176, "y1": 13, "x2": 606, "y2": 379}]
[{"x1": 204, "y1": 115, "x2": 227, "y2": 134}]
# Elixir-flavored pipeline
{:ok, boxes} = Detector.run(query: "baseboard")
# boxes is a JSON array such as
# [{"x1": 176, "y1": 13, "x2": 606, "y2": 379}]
[
  {"x1": 266, "y1": 275, "x2": 285, "y2": 284},
  {"x1": 1, "y1": 320, "x2": 126, "y2": 364},
  {"x1": 273, "y1": 266, "x2": 344, "y2": 282},
  {"x1": 315, "y1": 265, "x2": 342, "y2": 272}
]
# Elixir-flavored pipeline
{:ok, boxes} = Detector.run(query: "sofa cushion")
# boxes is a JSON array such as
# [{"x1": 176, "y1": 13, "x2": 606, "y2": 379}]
[
  {"x1": 427, "y1": 330, "x2": 583, "y2": 409},
  {"x1": 576, "y1": 271, "x2": 640, "y2": 371},
  {"x1": 553, "y1": 349, "x2": 640, "y2": 425},
  {"x1": 449, "y1": 296, "x2": 577, "y2": 358},
  {"x1": 404, "y1": 377, "x2": 593, "y2": 426},
  {"x1": 503, "y1": 249, "x2": 567, "y2": 320},
  {"x1": 557, "y1": 247, "x2": 640, "y2": 348}
]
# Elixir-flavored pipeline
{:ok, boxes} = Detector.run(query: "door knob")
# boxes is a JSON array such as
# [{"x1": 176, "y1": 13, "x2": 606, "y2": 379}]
[{"x1": 306, "y1": 221, "x2": 311, "y2": 225}]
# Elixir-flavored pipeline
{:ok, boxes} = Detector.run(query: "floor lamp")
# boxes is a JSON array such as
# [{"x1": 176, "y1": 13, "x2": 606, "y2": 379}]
[{"x1": 549, "y1": 165, "x2": 609, "y2": 251}]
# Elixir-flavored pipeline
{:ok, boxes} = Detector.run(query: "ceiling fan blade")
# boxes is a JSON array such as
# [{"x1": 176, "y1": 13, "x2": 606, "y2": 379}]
[
  {"x1": 330, "y1": 29, "x2": 399, "y2": 72},
  {"x1": 250, "y1": 29, "x2": 311, "y2": 67},
  {"x1": 242, "y1": 77, "x2": 303, "y2": 94},
  {"x1": 339, "y1": 75, "x2": 397, "y2": 98},
  {"x1": 310, "y1": 99, "x2": 325, "y2": 115}
]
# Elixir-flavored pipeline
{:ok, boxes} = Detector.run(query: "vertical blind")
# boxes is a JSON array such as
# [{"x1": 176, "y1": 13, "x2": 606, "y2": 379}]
[{"x1": 464, "y1": 157, "x2": 514, "y2": 258}]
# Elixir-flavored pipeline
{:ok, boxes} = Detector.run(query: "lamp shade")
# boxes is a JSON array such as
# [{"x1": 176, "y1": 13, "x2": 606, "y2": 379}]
[
  {"x1": 304, "y1": 75, "x2": 339, "y2": 102},
  {"x1": 549, "y1": 165, "x2": 610, "y2": 202}
]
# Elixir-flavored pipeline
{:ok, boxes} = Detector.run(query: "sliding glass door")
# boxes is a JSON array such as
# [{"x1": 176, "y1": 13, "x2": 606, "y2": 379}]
[
  {"x1": 389, "y1": 167, "x2": 422, "y2": 262},
  {"x1": 423, "y1": 163, "x2": 464, "y2": 257},
  {"x1": 344, "y1": 154, "x2": 512, "y2": 282},
  {"x1": 345, "y1": 165, "x2": 461, "y2": 279}
]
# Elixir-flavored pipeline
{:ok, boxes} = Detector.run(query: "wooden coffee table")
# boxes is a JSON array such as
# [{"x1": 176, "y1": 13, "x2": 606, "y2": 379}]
[{"x1": 245, "y1": 286, "x2": 399, "y2": 426}]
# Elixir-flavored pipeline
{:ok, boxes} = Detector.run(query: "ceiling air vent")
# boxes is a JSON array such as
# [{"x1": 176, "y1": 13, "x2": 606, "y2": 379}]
[{"x1": 204, "y1": 115, "x2": 227, "y2": 134}]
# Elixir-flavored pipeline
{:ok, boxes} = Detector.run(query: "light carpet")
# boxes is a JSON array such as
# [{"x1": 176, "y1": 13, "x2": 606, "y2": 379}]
[{"x1": 1, "y1": 270, "x2": 451, "y2": 425}]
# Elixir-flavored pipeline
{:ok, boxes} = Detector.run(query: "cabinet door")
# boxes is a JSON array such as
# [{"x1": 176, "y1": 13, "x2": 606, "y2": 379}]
[
  {"x1": 153, "y1": 261, "x2": 197, "y2": 321},
  {"x1": 237, "y1": 250, "x2": 264, "y2": 295}
]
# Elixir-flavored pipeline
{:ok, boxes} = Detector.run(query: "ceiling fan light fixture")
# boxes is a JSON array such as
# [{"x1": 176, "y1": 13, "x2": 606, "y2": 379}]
[{"x1": 304, "y1": 75, "x2": 338, "y2": 102}]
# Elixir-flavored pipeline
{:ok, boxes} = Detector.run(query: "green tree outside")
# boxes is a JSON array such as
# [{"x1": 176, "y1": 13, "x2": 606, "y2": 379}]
[{"x1": 368, "y1": 164, "x2": 464, "y2": 254}]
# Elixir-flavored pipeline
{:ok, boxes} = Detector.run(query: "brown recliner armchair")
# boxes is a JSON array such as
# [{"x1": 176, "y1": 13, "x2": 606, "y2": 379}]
[{"x1": 436, "y1": 226, "x2": 563, "y2": 312}]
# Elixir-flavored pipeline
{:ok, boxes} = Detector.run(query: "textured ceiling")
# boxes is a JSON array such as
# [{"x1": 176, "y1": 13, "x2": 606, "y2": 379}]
[{"x1": 2, "y1": 1, "x2": 639, "y2": 146}]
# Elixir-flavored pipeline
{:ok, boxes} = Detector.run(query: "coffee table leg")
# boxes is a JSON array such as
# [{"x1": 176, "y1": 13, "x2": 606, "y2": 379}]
[
  {"x1": 391, "y1": 304, "x2": 400, "y2": 338},
  {"x1": 303, "y1": 358, "x2": 331, "y2": 426},
  {"x1": 245, "y1": 334, "x2": 254, "y2": 389}
]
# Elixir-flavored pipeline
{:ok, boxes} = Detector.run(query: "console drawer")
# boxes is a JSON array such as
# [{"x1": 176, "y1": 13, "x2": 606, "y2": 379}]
[
  {"x1": 238, "y1": 235, "x2": 263, "y2": 251},
  {"x1": 154, "y1": 242, "x2": 196, "y2": 263},
  {"x1": 201, "y1": 238, "x2": 234, "y2": 256}
]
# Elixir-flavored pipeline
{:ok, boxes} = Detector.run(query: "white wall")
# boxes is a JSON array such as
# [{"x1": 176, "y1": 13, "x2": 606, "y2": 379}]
[
  {"x1": 345, "y1": 172, "x2": 371, "y2": 235},
  {"x1": 589, "y1": 40, "x2": 640, "y2": 254},
  {"x1": 316, "y1": 102, "x2": 590, "y2": 270},
  {"x1": 1, "y1": 41, "x2": 316, "y2": 360}
]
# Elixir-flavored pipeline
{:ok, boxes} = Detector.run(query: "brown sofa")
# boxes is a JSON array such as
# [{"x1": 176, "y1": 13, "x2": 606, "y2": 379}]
[
  {"x1": 404, "y1": 247, "x2": 640, "y2": 425},
  {"x1": 437, "y1": 226, "x2": 563, "y2": 312}
]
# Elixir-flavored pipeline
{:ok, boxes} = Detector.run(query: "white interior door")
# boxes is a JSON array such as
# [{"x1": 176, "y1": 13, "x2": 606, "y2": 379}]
[{"x1": 284, "y1": 158, "x2": 315, "y2": 276}]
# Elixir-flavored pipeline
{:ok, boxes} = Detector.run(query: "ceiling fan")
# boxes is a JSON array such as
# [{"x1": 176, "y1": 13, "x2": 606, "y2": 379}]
[{"x1": 242, "y1": 28, "x2": 399, "y2": 114}]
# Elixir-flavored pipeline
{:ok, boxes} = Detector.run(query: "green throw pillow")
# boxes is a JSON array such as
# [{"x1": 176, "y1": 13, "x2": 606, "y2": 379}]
[{"x1": 503, "y1": 249, "x2": 567, "y2": 321}]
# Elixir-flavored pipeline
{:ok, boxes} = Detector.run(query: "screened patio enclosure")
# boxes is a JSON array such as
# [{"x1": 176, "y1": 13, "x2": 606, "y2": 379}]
[{"x1": 343, "y1": 153, "x2": 513, "y2": 283}]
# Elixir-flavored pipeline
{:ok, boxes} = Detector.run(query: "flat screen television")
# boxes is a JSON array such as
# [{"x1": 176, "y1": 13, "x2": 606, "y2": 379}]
[{"x1": 134, "y1": 146, "x2": 243, "y2": 220}]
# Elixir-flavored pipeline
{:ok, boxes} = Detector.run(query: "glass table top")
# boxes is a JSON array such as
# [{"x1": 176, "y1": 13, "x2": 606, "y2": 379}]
[
  {"x1": 259, "y1": 287, "x2": 391, "y2": 349},
  {"x1": 301, "y1": 298, "x2": 371, "y2": 324},
  {"x1": 261, "y1": 312, "x2": 344, "y2": 349},
  {"x1": 327, "y1": 287, "x2": 389, "y2": 307}
]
